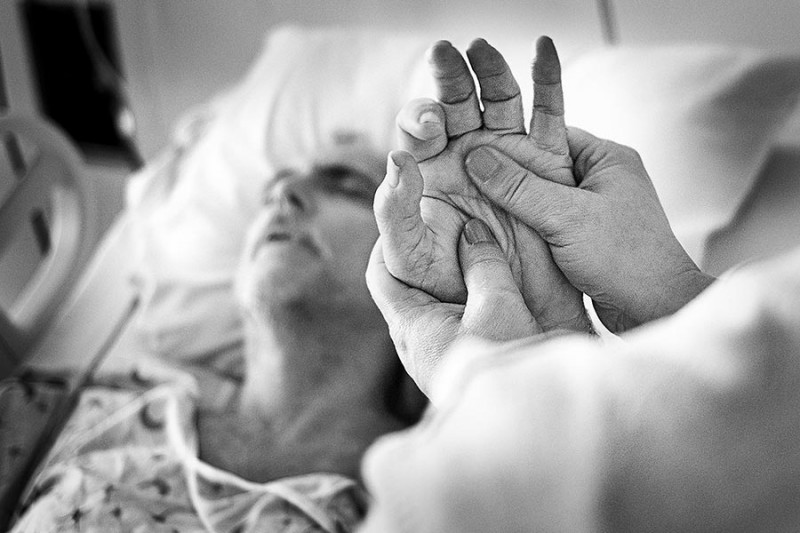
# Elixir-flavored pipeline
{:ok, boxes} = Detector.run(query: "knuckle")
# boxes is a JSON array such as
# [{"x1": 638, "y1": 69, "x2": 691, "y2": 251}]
[
  {"x1": 410, "y1": 136, "x2": 446, "y2": 162},
  {"x1": 600, "y1": 138, "x2": 642, "y2": 166},
  {"x1": 467, "y1": 247, "x2": 506, "y2": 269},
  {"x1": 469, "y1": 287, "x2": 519, "y2": 312},
  {"x1": 617, "y1": 143, "x2": 643, "y2": 165}
]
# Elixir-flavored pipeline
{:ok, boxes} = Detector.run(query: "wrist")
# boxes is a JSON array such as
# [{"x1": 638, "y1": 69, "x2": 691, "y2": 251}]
[
  {"x1": 640, "y1": 266, "x2": 716, "y2": 327},
  {"x1": 598, "y1": 265, "x2": 716, "y2": 334}
]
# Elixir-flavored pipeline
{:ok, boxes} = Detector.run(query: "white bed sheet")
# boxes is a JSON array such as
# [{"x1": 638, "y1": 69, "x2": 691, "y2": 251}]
[{"x1": 22, "y1": 214, "x2": 139, "y2": 378}]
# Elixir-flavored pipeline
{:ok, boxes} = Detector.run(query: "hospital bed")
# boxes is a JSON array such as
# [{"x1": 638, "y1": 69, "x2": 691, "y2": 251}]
[{"x1": 3, "y1": 2, "x2": 800, "y2": 527}]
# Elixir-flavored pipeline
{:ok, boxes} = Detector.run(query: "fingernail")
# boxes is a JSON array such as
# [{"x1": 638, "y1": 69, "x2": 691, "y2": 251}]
[
  {"x1": 463, "y1": 219, "x2": 494, "y2": 245},
  {"x1": 386, "y1": 153, "x2": 400, "y2": 187},
  {"x1": 418, "y1": 111, "x2": 440, "y2": 125},
  {"x1": 465, "y1": 146, "x2": 501, "y2": 183}
]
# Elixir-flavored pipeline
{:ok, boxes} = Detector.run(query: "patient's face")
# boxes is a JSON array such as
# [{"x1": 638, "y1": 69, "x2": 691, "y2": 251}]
[{"x1": 237, "y1": 143, "x2": 385, "y2": 314}]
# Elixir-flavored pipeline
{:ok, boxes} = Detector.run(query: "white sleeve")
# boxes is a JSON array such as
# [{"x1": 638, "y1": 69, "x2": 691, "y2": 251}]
[{"x1": 360, "y1": 246, "x2": 800, "y2": 532}]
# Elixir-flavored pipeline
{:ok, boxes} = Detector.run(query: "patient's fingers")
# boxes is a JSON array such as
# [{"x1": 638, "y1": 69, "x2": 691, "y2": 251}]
[
  {"x1": 428, "y1": 41, "x2": 483, "y2": 137},
  {"x1": 373, "y1": 151, "x2": 430, "y2": 283},
  {"x1": 396, "y1": 98, "x2": 448, "y2": 162},
  {"x1": 530, "y1": 36, "x2": 569, "y2": 159},
  {"x1": 466, "y1": 39, "x2": 525, "y2": 134}
]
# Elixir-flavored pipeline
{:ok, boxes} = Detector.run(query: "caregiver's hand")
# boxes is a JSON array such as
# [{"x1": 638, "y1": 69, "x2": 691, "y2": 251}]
[
  {"x1": 374, "y1": 37, "x2": 590, "y2": 333},
  {"x1": 366, "y1": 219, "x2": 540, "y2": 397},
  {"x1": 465, "y1": 128, "x2": 716, "y2": 332}
]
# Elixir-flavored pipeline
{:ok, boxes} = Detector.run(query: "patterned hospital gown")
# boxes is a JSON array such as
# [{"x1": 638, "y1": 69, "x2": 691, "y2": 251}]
[{"x1": 9, "y1": 369, "x2": 367, "y2": 532}]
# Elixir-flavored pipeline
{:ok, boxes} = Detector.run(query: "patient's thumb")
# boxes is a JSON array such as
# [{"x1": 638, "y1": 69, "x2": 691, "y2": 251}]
[{"x1": 459, "y1": 219, "x2": 540, "y2": 339}]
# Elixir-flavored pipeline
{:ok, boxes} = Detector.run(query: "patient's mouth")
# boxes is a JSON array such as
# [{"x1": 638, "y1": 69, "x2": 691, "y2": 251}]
[
  {"x1": 261, "y1": 230, "x2": 318, "y2": 254},
  {"x1": 266, "y1": 232, "x2": 292, "y2": 242}
]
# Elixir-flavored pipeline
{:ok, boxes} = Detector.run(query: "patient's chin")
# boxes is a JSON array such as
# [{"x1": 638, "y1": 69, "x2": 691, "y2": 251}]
[
  {"x1": 237, "y1": 262, "x2": 330, "y2": 314},
  {"x1": 234, "y1": 249, "x2": 376, "y2": 322}
]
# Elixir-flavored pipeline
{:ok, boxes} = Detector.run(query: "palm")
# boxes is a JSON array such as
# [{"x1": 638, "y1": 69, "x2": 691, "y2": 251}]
[{"x1": 417, "y1": 131, "x2": 571, "y2": 305}]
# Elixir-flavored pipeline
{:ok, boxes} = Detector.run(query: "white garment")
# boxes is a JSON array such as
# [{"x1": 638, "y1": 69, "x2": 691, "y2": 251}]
[
  {"x1": 361, "y1": 246, "x2": 800, "y2": 532},
  {"x1": 11, "y1": 367, "x2": 366, "y2": 533}
]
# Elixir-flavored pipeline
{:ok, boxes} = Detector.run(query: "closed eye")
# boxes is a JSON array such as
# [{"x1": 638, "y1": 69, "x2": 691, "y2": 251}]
[
  {"x1": 259, "y1": 165, "x2": 379, "y2": 206},
  {"x1": 314, "y1": 164, "x2": 378, "y2": 203}
]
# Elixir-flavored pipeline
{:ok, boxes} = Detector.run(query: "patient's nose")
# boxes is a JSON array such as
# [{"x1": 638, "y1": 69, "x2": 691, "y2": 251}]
[{"x1": 268, "y1": 174, "x2": 315, "y2": 214}]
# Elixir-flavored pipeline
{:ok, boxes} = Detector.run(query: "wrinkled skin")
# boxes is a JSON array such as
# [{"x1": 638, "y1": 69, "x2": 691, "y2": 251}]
[{"x1": 374, "y1": 37, "x2": 590, "y2": 332}]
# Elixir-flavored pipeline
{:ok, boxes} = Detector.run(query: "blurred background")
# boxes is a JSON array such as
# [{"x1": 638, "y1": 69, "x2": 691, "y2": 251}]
[{"x1": 3, "y1": 0, "x2": 800, "y2": 166}]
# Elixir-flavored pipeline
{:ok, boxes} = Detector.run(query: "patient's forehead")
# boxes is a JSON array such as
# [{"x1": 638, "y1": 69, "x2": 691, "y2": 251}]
[{"x1": 274, "y1": 130, "x2": 386, "y2": 184}]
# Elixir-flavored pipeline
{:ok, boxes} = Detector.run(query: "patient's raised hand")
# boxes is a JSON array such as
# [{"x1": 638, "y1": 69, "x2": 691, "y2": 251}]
[{"x1": 374, "y1": 38, "x2": 588, "y2": 332}]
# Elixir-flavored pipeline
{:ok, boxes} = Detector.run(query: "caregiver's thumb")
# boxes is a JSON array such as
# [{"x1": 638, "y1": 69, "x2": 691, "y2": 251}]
[
  {"x1": 464, "y1": 145, "x2": 577, "y2": 239},
  {"x1": 459, "y1": 219, "x2": 541, "y2": 339}
]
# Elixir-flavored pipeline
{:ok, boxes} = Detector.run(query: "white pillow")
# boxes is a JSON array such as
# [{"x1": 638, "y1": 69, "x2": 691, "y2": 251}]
[
  {"x1": 126, "y1": 26, "x2": 432, "y2": 374},
  {"x1": 561, "y1": 45, "x2": 800, "y2": 262}
]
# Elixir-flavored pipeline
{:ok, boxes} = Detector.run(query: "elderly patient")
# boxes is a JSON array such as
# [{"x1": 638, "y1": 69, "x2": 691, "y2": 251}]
[{"x1": 10, "y1": 140, "x2": 420, "y2": 532}]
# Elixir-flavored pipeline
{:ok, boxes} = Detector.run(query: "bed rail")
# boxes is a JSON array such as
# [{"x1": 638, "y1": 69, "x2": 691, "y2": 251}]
[{"x1": 0, "y1": 115, "x2": 97, "y2": 374}]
